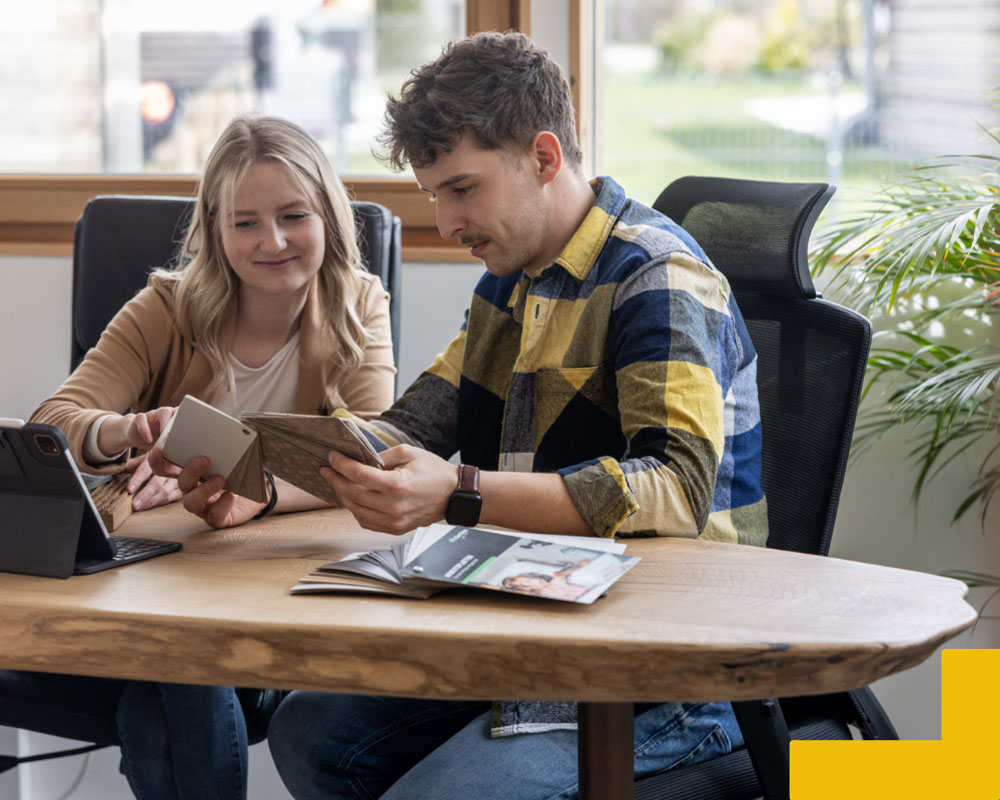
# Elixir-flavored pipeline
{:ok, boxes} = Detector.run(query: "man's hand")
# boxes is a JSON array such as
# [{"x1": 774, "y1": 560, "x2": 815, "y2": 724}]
[
  {"x1": 97, "y1": 406, "x2": 176, "y2": 458},
  {"x1": 148, "y1": 448, "x2": 266, "y2": 529},
  {"x1": 122, "y1": 453, "x2": 182, "y2": 511},
  {"x1": 321, "y1": 444, "x2": 457, "y2": 535}
]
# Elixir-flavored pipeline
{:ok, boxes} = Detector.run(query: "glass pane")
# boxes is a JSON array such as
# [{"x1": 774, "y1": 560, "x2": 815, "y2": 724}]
[
  {"x1": 0, "y1": 0, "x2": 464, "y2": 174},
  {"x1": 602, "y1": 0, "x2": 1000, "y2": 211}
]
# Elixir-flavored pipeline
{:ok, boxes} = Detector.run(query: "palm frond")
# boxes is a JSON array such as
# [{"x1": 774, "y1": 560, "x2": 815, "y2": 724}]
[
  {"x1": 812, "y1": 133, "x2": 1000, "y2": 527},
  {"x1": 813, "y1": 163, "x2": 1000, "y2": 311}
]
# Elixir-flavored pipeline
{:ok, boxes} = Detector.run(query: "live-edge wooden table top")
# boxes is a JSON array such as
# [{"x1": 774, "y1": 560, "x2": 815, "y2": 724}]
[{"x1": 0, "y1": 505, "x2": 976, "y2": 704}]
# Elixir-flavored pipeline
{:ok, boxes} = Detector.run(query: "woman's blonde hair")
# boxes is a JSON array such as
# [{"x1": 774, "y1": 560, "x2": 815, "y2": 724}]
[{"x1": 155, "y1": 116, "x2": 367, "y2": 408}]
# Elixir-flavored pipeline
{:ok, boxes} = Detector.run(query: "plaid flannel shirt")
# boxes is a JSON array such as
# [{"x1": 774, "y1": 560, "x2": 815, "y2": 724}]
[{"x1": 365, "y1": 176, "x2": 766, "y2": 545}]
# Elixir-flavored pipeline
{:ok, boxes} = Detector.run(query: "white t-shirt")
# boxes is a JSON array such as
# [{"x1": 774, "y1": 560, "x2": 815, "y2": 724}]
[{"x1": 217, "y1": 331, "x2": 300, "y2": 418}]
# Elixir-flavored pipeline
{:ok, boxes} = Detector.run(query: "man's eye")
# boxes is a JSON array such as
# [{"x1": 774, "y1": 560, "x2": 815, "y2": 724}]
[{"x1": 453, "y1": 186, "x2": 470, "y2": 196}]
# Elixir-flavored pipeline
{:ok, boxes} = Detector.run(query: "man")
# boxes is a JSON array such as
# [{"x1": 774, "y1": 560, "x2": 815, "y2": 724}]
[{"x1": 267, "y1": 30, "x2": 767, "y2": 800}]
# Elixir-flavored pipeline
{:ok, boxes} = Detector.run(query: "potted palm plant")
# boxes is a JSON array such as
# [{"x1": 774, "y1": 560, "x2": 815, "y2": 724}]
[{"x1": 811, "y1": 131, "x2": 1000, "y2": 534}]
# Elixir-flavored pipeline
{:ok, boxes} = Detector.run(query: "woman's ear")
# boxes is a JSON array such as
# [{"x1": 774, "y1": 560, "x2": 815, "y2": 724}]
[{"x1": 529, "y1": 131, "x2": 563, "y2": 185}]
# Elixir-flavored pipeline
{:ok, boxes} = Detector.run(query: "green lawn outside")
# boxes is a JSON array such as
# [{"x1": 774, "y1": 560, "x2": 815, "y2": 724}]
[{"x1": 601, "y1": 72, "x2": 913, "y2": 225}]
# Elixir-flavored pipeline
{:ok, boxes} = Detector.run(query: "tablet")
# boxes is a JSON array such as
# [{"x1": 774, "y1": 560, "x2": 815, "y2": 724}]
[{"x1": 0, "y1": 418, "x2": 181, "y2": 578}]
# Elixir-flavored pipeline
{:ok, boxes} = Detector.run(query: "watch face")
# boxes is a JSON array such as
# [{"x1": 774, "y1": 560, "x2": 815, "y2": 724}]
[{"x1": 446, "y1": 491, "x2": 482, "y2": 527}]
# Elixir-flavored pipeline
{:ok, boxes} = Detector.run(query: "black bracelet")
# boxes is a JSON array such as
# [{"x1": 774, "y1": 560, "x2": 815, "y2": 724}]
[{"x1": 253, "y1": 470, "x2": 278, "y2": 519}]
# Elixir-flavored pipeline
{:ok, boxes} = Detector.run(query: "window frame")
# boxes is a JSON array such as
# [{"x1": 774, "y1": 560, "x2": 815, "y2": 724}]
[{"x1": 0, "y1": 0, "x2": 594, "y2": 261}]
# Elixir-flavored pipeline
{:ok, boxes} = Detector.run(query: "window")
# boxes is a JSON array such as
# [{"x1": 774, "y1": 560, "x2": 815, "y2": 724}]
[
  {"x1": 601, "y1": 0, "x2": 1000, "y2": 209},
  {"x1": 0, "y1": 0, "x2": 464, "y2": 175}
]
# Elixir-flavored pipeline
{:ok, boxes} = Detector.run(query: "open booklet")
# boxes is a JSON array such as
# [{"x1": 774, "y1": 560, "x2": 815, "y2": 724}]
[
  {"x1": 292, "y1": 523, "x2": 641, "y2": 604},
  {"x1": 156, "y1": 395, "x2": 383, "y2": 504}
]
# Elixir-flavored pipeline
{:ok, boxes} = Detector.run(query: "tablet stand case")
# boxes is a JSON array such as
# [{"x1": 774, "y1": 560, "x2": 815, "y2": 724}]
[{"x1": 1, "y1": 426, "x2": 124, "y2": 578}]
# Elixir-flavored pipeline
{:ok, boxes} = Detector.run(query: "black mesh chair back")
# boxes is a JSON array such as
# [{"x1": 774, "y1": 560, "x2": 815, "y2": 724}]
[
  {"x1": 71, "y1": 195, "x2": 402, "y2": 379},
  {"x1": 629, "y1": 176, "x2": 892, "y2": 800},
  {"x1": 654, "y1": 176, "x2": 867, "y2": 557}
]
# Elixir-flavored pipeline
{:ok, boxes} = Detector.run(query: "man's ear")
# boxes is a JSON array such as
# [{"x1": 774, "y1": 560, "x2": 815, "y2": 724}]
[{"x1": 529, "y1": 131, "x2": 563, "y2": 184}]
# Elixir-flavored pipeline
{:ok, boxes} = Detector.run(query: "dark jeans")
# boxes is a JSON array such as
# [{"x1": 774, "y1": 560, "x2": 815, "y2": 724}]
[
  {"x1": 266, "y1": 692, "x2": 743, "y2": 800},
  {"x1": 0, "y1": 670, "x2": 247, "y2": 800}
]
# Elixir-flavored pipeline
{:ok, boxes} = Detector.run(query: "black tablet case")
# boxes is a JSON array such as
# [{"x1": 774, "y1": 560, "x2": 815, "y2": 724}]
[{"x1": 1, "y1": 423, "x2": 124, "y2": 578}]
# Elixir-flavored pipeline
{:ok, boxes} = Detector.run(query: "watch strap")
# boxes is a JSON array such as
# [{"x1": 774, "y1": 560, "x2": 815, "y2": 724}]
[
  {"x1": 445, "y1": 464, "x2": 482, "y2": 527},
  {"x1": 456, "y1": 463, "x2": 480, "y2": 495}
]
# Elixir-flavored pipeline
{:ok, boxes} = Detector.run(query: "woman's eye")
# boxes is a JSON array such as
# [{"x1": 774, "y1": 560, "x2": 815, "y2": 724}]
[
  {"x1": 234, "y1": 220, "x2": 255, "y2": 229},
  {"x1": 284, "y1": 213, "x2": 308, "y2": 221}
]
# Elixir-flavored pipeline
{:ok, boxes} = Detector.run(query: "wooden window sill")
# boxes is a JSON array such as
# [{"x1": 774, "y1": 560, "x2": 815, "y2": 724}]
[{"x1": 0, "y1": 175, "x2": 475, "y2": 263}]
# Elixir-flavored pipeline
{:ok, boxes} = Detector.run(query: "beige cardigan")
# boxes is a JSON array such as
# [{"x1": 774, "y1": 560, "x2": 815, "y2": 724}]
[{"x1": 30, "y1": 271, "x2": 396, "y2": 473}]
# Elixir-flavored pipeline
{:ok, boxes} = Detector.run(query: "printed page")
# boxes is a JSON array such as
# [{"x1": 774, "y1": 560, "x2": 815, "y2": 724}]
[
  {"x1": 404, "y1": 523, "x2": 626, "y2": 565},
  {"x1": 400, "y1": 527, "x2": 639, "y2": 604}
]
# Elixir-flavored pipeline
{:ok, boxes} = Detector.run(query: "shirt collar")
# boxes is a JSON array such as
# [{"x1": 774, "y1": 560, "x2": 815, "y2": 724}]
[{"x1": 549, "y1": 176, "x2": 627, "y2": 282}]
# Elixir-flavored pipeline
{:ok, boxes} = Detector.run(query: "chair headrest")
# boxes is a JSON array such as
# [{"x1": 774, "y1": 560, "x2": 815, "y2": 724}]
[{"x1": 653, "y1": 176, "x2": 834, "y2": 300}]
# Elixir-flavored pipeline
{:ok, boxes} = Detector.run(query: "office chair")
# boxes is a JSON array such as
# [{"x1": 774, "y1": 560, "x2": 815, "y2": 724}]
[
  {"x1": 1, "y1": 194, "x2": 402, "y2": 773},
  {"x1": 71, "y1": 194, "x2": 403, "y2": 377},
  {"x1": 630, "y1": 176, "x2": 895, "y2": 800}
]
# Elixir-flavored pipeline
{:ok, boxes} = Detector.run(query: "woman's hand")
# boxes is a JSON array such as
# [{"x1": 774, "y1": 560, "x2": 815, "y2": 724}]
[
  {"x1": 148, "y1": 448, "x2": 267, "y2": 529},
  {"x1": 121, "y1": 453, "x2": 183, "y2": 511},
  {"x1": 97, "y1": 406, "x2": 176, "y2": 459}
]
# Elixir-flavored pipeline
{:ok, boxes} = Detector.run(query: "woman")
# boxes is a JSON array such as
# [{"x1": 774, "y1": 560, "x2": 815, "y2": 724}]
[{"x1": 2, "y1": 116, "x2": 395, "y2": 799}]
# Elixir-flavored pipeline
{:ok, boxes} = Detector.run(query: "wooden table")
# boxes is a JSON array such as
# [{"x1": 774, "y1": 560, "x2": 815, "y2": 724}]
[{"x1": 0, "y1": 505, "x2": 976, "y2": 798}]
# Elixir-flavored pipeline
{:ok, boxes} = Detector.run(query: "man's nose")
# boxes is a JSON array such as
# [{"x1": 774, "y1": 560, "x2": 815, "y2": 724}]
[{"x1": 435, "y1": 201, "x2": 463, "y2": 240}]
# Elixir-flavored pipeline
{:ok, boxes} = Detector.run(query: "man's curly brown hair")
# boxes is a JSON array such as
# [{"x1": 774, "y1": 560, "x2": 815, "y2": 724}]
[{"x1": 377, "y1": 31, "x2": 582, "y2": 171}]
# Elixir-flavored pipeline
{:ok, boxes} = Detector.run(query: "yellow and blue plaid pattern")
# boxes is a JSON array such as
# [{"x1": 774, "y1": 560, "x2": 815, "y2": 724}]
[{"x1": 372, "y1": 176, "x2": 767, "y2": 545}]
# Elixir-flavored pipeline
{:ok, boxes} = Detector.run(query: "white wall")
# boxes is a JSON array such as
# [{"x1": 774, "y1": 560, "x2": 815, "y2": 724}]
[{"x1": 0, "y1": 256, "x2": 74, "y2": 422}]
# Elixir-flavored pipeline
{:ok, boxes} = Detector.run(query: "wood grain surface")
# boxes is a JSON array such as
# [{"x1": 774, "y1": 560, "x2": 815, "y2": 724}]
[{"x1": 0, "y1": 505, "x2": 976, "y2": 703}]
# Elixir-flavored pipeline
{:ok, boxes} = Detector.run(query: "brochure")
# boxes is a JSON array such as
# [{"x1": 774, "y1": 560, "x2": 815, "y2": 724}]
[{"x1": 292, "y1": 523, "x2": 640, "y2": 604}]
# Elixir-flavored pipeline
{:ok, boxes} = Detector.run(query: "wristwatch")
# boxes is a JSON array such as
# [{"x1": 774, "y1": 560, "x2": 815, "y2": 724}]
[{"x1": 445, "y1": 464, "x2": 482, "y2": 527}]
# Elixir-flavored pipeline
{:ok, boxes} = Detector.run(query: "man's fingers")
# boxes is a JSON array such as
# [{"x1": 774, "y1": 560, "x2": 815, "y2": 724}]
[
  {"x1": 377, "y1": 444, "x2": 417, "y2": 470},
  {"x1": 335, "y1": 496, "x2": 412, "y2": 535},
  {"x1": 327, "y1": 450, "x2": 395, "y2": 490},
  {"x1": 320, "y1": 466, "x2": 409, "y2": 532},
  {"x1": 320, "y1": 465, "x2": 365, "y2": 501},
  {"x1": 327, "y1": 449, "x2": 364, "y2": 476}
]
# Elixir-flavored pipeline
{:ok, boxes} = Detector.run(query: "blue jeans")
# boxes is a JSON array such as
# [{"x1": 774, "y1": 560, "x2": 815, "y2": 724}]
[
  {"x1": 267, "y1": 694, "x2": 743, "y2": 800},
  {"x1": 0, "y1": 670, "x2": 247, "y2": 800}
]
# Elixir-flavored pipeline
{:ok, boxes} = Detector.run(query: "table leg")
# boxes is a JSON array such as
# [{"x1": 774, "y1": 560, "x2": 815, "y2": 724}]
[
  {"x1": 578, "y1": 701, "x2": 634, "y2": 800},
  {"x1": 732, "y1": 699, "x2": 790, "y2": 800}
]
